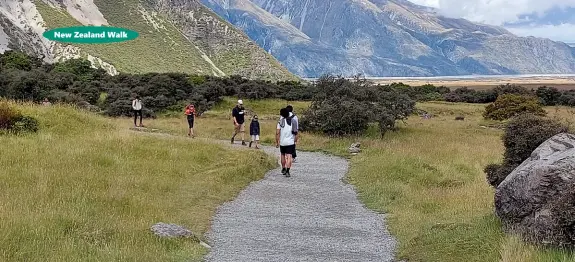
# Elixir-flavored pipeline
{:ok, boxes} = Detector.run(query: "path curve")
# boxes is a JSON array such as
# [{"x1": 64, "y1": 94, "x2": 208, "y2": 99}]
[{"x1": 204, "y1": 145, "x2": 397, "y2": 261}]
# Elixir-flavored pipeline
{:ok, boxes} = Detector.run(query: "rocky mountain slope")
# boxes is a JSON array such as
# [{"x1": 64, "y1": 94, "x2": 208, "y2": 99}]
[
  {"x1": 201, "y1": 0, "x2": 575, "y2": 77},
  {"x1": 0, "y1": 0, "x2": 297, "y2": 80}
]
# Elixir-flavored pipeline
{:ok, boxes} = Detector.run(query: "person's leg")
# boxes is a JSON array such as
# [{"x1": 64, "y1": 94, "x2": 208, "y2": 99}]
[
  {"x1": 133, "y1": 110, "x2": 137, "y2": 126},
  {"x1": 231, "y1": 125, "x2": 239, "y2": 143},
  {"x1": 284, "y1": 145, "x2": 295, "y2": 177},
  {"x1": 255, "y1": 135, "x2": 260, "y2": 149},
  {"x1": 240, "y1": 124, "x2": 246, "y2": 145},
  {"x1": 138, "y1": 110, "x2": 143, "y2": 126},
  {"x1": 187, "y1": 116, "x2": 192, "y2": 136},
  {"x1": 249, "y1": 135, "x2": 254, "y2": 147},
  {"x1": 280, "y1": 146, "x2": 287, "y2": 174},
  {"x1": 292, "y1": 145, "x2": 297, "y2": 162},
  {"x1": 190, "y1": 117, "x2": 194, "y2": 137}
]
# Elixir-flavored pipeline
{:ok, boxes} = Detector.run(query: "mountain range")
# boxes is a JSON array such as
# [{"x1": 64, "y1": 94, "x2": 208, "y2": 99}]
[
  {"x1": 1, "y1": 0, "x2": 575, "y2": 79},
  {"x1": 200, "y1": 0, "x2": 575, "y2": 77}
]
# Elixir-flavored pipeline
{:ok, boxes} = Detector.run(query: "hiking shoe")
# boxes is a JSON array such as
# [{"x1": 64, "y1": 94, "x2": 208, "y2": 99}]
[
  {"x1": 231, "y1": 137, "x2": 234, "y2": 144},
  {"x1": 242, "y1": 141, "x2": 246, "y2": 146},
  {"x1": 285, "y1": 171, "x2": 291, "y2": 177},
  {"x1": 249, "y1": 141, "x2": 253, "y2": 147},
  {"x1": 281, "y1": 168, "x2": 286, "y2": 175}
]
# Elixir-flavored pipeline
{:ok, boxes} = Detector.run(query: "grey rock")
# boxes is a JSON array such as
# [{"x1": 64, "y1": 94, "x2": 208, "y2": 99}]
[
  {"x1": 495, "y1": 133, "x2": 575, "y2": 246},
  {"x1": 201, "y1": 0, "x2": 575, "y2": 77},
  {"x1": 151, "y1": 222, "x2": 195, "y2": 238},
  {"x1": 204, "y1": 145, "x2": 396, "y2": 261},
  {"x1": 349, "y1": 142, "x2": 361, "y2": 154}
]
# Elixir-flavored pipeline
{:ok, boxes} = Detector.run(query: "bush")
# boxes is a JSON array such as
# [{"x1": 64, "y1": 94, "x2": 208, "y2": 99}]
[
  {"x1": 0, "y1": 102, "x2": 39, "y2": 134},
  {"x1": 485, "y1": 114, "x2": 569, "y2": 187},
  {"x1": 536, "y1": 86, "x2": 562, "y2": 106},
  {"x1": 483, "y1": 94, "x2": 546, "y2": 120},
  {"x1": 300, "y1": 75, "x2": 415, "y2": 137}
]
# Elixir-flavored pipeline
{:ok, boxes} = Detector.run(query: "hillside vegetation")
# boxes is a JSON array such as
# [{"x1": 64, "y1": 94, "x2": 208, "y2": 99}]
[
  {"x1": 0, "y1": 101, "x2": 276, "y2": 261},
  {"x1": 33, "y1": 0, "x2": 296, "y2": 81}
]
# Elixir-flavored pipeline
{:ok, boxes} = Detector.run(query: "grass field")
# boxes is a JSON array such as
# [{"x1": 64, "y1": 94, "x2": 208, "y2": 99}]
[
  {"x1": 0, "y1": 101, "x2": 276, "y2": 261},
  {"x1": 145, "y1": 98, "x2": 575, "y2": 262},
  {"x1": 4, "y1": 98, "x2": 575, "y2": 261}
]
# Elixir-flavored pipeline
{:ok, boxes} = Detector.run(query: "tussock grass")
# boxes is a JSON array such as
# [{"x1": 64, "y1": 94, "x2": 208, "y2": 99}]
[{"x1": 0, "y1": 102, "x2": 275, "y2": 261}]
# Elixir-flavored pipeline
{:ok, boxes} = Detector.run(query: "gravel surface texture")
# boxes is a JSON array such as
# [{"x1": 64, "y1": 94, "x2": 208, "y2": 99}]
[{"x1": 204, "y1": 144, "x2": 397, "y2": 262}]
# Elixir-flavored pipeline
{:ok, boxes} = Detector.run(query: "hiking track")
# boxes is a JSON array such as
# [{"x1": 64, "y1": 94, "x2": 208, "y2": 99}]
[
  {"x1": 204, "y1": 143, "x2": 397, "y2": 262},
  {"x1": 128, "y1": 128, "x2": 397, "y2": 261}
]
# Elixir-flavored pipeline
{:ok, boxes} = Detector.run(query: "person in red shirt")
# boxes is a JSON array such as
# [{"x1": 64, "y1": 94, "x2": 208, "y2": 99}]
[{"x1": 185, "y1": 104, "x2": 196, "y2": 137}]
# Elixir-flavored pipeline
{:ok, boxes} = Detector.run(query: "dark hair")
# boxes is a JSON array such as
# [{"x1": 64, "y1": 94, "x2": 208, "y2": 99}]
[
  {"x1": 280, "y1": 108, "x2": 289, "y2": 118},
  {"x1": 135, "y1": 95, "x2": 140, "y2": 99},
  {"x1": 286, "y1": 105, "x2": 293, "y2": 112}
]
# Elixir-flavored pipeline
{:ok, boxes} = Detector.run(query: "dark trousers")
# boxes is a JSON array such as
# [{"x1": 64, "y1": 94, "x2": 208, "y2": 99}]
[
  {"x1": 134, "y1": 110, "x2": 143, "y2": 126},
  {"x1": 293, "y1": 145, "x2": 297, "y2": 158}
]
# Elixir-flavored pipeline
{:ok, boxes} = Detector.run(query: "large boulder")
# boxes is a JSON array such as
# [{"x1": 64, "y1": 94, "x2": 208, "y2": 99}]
[{"x1": 495, "y1": 133, "x2": 575, "y2": 247}]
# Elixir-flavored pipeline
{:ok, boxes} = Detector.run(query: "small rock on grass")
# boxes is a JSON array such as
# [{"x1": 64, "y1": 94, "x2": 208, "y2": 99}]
[{"x1": 348, "y1": 142, "x2": 361, "y2": 154}]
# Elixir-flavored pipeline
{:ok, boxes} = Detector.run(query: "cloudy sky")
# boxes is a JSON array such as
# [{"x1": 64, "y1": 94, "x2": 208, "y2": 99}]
[{"x1": 408, "y1": 0, "x2": 575, "y2": 43}]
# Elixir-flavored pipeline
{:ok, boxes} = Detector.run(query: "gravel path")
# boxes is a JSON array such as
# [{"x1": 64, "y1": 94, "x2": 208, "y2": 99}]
[{"x1": 204, "y1": 145, "x2": 397, "y2": 262}]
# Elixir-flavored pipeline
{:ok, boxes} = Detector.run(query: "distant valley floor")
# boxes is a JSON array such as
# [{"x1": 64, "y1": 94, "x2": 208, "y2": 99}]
[{"x1": 305, "y1": 75, "x2": 575, "y2": 90}]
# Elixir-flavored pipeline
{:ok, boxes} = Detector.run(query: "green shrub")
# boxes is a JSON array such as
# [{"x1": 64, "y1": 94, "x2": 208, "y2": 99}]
[
  {"x1": 300, "y1": 75, "x2": 415, "y2": 137},
  {"x1": 12, "y1": 115, "x2": 39, "y2": 133},
  {"x1": 0, "y1": 102, "x2": 39, "y2": 134},
  {"x1": 484, "y1": 114, "x2": 569, "y2": 187},
  {"x1": 483, "y1": 94, "x2": 546, "y2": 120},
  {"x1": 536, "y1": 86, "x2": 562, "y2": 106}
]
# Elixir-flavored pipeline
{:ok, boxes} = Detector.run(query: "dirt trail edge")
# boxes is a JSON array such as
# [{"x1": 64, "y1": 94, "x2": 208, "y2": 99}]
[{"x1": 204, "y1": 144, "x2": 397, "y2": 262}]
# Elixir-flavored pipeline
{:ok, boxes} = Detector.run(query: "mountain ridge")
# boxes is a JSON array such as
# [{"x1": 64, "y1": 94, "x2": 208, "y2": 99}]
[
  {"x1": 0, "y1": 0, "x2": 298, "y2": 81},
  {"x1": 201, "y1": 0, "x2": 575, "y2": 77}
]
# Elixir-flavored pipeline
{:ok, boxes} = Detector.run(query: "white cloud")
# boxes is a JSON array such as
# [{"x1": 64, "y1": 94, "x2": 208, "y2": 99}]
[
  {"x1": 408, "y1": 0, "x2": 575, "y2": 25},
  {"x1": 406, "y1": 0, "x2": 575, "y2": 42},
  {"x1": 507, "y1": 23, "x2": 575, "y2": 43}
]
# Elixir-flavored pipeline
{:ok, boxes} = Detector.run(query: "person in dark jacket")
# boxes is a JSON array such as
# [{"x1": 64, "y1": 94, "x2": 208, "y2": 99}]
[{"x1": 249, "y1": 115, "x2": 260, "y2": 149}]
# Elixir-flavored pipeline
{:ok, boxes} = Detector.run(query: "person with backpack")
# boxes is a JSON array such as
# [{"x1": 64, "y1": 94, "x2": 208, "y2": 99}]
[
  {"x1": 286, "y1": 105, "x2": 299, "y2": 162},
  {"x1": 249, "y1": 115, "x2": 260, "y2": 149},
  {"x1": 276, "y1": 108, "x2": 298, "y2": 177},
  {"x1": 185, "y1": 104, "x2": 196, "y2": 137},
  {"x1": 132, "y1": 95, "x2": 143, "y2": 127}
]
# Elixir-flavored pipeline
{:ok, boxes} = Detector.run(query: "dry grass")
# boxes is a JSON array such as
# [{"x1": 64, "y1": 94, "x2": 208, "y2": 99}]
[{"x1": 0, "y1": 101, "x2": 276, "y2": 261}]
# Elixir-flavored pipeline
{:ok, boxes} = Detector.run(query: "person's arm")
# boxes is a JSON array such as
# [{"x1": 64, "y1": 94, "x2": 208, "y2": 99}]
[
  {"x1": 232, "y1": 109, "x2": 238, "y2": 125},
  {"x1": 275, "y1": 123, "x2": 281, "y2": 147}
]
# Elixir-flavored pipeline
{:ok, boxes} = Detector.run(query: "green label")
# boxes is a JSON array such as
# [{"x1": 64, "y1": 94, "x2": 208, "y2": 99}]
[{"x1": 43, "y1": 26, "x2": 138, "y2": 44}]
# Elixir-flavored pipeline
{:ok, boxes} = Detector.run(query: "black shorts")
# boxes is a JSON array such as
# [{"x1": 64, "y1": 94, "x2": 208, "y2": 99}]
[
  {"x1": 280, "y1": 144, "x2": 295, "y2": 155},
  {"x1": 187, "y1": 115, "x2": 194, "y2": 128}
]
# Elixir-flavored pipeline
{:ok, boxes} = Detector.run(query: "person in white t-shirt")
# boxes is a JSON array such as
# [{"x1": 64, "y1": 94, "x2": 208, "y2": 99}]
[
  {"x1": 276, "y1": 108, "x2": 298, "y2": 177},
  {"x1": 132, "y1": 96, "x2": 143, "y2": 127}
]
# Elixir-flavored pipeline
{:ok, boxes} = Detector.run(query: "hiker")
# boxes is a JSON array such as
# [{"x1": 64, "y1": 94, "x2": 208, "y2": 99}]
[
  {"x1": 276, "y1": 108, "x2": 298, "y2": 177},
  {"x1": 285, "y1": 105, "x2": 299, "y2": 162},
  {"x1": 185, "y1": 104, "x2": 196, "y2": 137},
  {"x1": 249, "y1": 115, "x2": 260, "y2": 149},
  {"x1": 231, "y1": 99, "x2": 246, "y2": 145},
  {"x1": 41, "y1": 98, "x2": 51, "y2": 106},
  {"x1": 132, "y1": 95, "x2": 143, "y2": 127}
]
